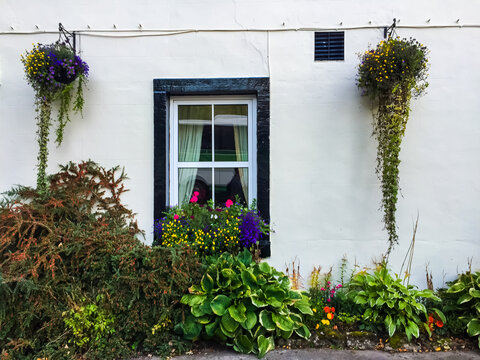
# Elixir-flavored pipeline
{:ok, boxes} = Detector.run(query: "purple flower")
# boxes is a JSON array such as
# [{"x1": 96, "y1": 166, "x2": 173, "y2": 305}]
[{"x1": 238, "y1": 210, "x2": 262, "y2": 248}]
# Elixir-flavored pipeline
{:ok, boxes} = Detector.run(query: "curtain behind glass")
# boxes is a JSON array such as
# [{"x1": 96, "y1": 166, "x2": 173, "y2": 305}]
[
  {"x1": 233, "y1": 125, "x2": 248, "y2": 202},
  {"x1": 178, "y1": 105, "x2": 210, "y2": 204}
]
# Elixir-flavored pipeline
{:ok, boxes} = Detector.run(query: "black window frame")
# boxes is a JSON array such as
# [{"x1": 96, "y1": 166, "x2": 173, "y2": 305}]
[{"x1": 153, "y1": 77, "x2": 270, "y2": 256}]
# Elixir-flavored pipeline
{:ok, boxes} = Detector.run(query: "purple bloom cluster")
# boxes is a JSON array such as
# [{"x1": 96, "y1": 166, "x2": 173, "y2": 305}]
[
  {"x1": 31, "y1": 44, "x2": 89, "y2": 93},
  {"x1": 238, "y1": 210, "x2": 262, "y2": 248}
]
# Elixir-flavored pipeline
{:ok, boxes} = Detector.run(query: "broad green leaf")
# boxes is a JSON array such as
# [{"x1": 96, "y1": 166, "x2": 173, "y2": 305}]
[
  {"x1": 469, "y1": 288, "x2": 480, "y2": 298},
  {"x1": 407, "y1": 320, "x2": 419, "y2": 339},
  {"x1": 293, "y1": 297, "x2": 313, "y2": 315},
  {"x1": 195, "y1": 315, "x2": 211, "y2": 324},
  {"x1": 279, "y1": 328, "x2": 293, "y2": 339},
  {"x1": 257, "y1": 335, "x2": 275, "y2": 358},
  {"x1": 259, "y1": 310, "x2": 275, "y2": 331},
  {"x1": 423, "y1": 322, "x2": 432, "y2": 337},
  {"x1": 237, "y1": 249, "x2": 253, "y2": 265},
  {"x1": 385, "y1": 314, "x2": 396, "y2": 337},
  {"x1": 201, "y1": 273, "x2": 214, "y2": 293},
  {"x1": 205, "y1": 318, "x2": 220, "y2": 337},
  {"x1": 214, "y1": 326, "x2": 228, "y2": 341},
  {"x1": 242, "y1": 312, "x2": 258, "y2": 331},
  {"x1": 181, "y1": 294, "x2": 206, "y2": 307},
  {"x1": 241, "y1": 269, "x2": 257, "y2": 289},
  {"x1": 398, "y1": 301, "x2": 406, "y2": 310},
  {"x1": 432, "y1": 308, "x2": 446, "y2": 324},
  {"x1": 265, "y1": 287, "x2": 286, "y2": 302},
  {"x1": 355, "y1": 295, "x2": 368, "y2": 305},
  {"x1": 188, "y1": 284, "x2": 204, "y2": 294},
  {"x1": 221, "y1": 268, "x2": 235, "y2": 279},
  {"x1": 447, "y1": 282, "x2": 466, "y2": 293},
  {"x1": 221, "y1": 312, "x2": 239, "y2": 334},
  {"x1": 289, "y1": 290, "x2": 303, "y2": 300},
  {"x1": 458, "y1": 293, "x2": 473, "y2": 305},
  {"x1": 234, "y1": 334, "x2": 254, "y2": 354},
  {"x1": 259, "y1": 262, "x2": 271, "y2": 274},
  {"x1": 191, "y1": 304, "x2": 207, "y2": 317},
  {"x1": 210, "y1": 295, "x2": 232, "y2": 316},
  {"x1": 467, "y1": 319, "x2": 480, "y2": 337},
  {"x1": 251, "y1": 294, "x2": 268, "y2": 308},
  {"x1": 228, "y1": 303, "x2": 247, "y2": 323},
  {"x1": 182, "y1": 315, "x2": 202, "y2": 340},
  {"x1": 272, "y1": 313, "x2": 294, "y2": 331},
  {"x1": 295, "y1": 324, "x2": 311, "y2": 339}
]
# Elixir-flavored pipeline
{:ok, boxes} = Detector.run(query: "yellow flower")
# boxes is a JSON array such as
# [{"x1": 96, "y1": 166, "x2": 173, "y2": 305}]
[
  {"x1": 315, "y1": 323, "x2": 320, "y2": 330},
  {"x1": 312, "y1": 308, "x2": 316, "y2": 313},
  {"x1": 321, "y1": 319, "x2": 330, "y2": 325}
]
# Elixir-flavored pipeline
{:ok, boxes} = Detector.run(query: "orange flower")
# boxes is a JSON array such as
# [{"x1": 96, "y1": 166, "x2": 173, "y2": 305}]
[
  {"x1": 331, "y1": 307, "x2": 335, "y2": 313},
  {"x1": 436, "y1": 320, "x2": 444, "y2": 328},
  {"x1": 327, "y1": 312, "x2": 334, "y2": 320},
  {"x1": 324, "y1": 306, "x2": 331, "y2": 313},
  {"x1": 428, "y1": 315, "x2": 434, "y2": 323}
]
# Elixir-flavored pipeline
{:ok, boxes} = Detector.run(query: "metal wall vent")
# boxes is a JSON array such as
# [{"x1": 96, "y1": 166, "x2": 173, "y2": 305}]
[{"x1": 315, "y1": 32, "x2": 345, "y2": 61}]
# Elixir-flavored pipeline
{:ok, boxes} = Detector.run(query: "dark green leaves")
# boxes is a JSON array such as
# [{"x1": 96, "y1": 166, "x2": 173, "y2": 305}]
[{"x1": 176, "y1": 251, "x2": 312, "y2": 357}]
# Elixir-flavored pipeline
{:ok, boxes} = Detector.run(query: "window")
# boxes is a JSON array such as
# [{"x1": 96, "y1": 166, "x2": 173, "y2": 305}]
[
  {"x1": 169, "y1": 97, "x2": 256, "y2": 206},
  {"x1": 153, "y1": 77, "x2": 270, "y2": 256}
]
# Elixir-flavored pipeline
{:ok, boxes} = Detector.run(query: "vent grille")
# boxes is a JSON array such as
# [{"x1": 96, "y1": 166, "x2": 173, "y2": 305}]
[{"x1": 315, "y1": 32, "x2": 344, "y2": 61}]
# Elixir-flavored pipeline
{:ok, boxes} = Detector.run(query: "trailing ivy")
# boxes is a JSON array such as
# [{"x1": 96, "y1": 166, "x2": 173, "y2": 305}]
[
  {"x1": 357, "y1": 37, "x2": 429, "y2": 258},
  {"x1": 21, "y1": 43, "x2": 89, "y2": 193}
]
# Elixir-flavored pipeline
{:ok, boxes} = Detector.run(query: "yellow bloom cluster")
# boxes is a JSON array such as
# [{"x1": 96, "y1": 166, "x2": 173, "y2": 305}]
[
  {"x1": 161, "y1": 215, "x2": 241, "y2": 256},
  {"x1": 161, "y1": 218, "x2": 189, "y2": 247},
  {"x1": 21, "y1": 43, "x2": 46, "y2": 77}
]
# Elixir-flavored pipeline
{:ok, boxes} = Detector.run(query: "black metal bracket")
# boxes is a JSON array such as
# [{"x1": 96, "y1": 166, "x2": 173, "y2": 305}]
[
  {"x1": 384, "y1": 18, "x2": 397, "y2": 39},
  {"x1": 58, "y1": 23, "x2": 76, "y2": 53}
]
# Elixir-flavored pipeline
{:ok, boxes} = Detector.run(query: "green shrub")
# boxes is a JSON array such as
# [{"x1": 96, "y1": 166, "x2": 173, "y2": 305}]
[
  {"x1": 175, "y1": 250, "x2": 312, "y2": 358},
  {"x1": 444, "y1": 271, "x2": 480, "y2": 348},
  {"x1": 0, "y1": 161, "x2": 202, "y2": 359},
  {"x1": 349, "y1": 267, "x2": 445, "y2": 341}
]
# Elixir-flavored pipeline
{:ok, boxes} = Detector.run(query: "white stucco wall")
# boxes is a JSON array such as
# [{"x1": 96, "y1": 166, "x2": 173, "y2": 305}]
[{"x1": 1, "y1": 0, "x2": 479, "y2": 288}]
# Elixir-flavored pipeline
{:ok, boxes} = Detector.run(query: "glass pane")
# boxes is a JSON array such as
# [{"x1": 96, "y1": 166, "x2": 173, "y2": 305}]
[
  {"x1": 214, "y1": 105, "x2": 248, "y2": 162},
  {"x1": 178, "y1": 105, "x2": 212, "y2": 162},
  {"x1": 178, "y1": 168, "x2": 212, "y2": 205},
  {"x1": 214, "y1": 168, "x2": 248, "y2": 205}
]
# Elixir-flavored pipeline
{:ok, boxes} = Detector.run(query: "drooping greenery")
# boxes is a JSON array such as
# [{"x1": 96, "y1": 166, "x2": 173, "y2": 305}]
[
  {"x1": 357, "y1": 37, "x2": 429, "y2": 257},
  {"x1": 0, "y1": 161, "x2": 202, "y2": 359},
  {"x1": 349, "y1": 266, "x2": 444, "y2": 341},
  {"x1": 21, "y1": 43, "x2": 89, "y2": 192},
  {"x1": 443, "y1": 271, "x2": 480, "y2": 348},
  {"x1": 175, "y1": 250, "x2": 313, "y2": 358}
]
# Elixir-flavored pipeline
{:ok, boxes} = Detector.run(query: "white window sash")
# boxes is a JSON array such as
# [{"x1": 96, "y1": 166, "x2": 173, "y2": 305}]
[{"x1": 169, "y1": 96, "x2": 256, "y2": 206}]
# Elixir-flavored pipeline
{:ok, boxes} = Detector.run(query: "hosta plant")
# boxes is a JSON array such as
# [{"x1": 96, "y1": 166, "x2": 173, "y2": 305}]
[
  {"x1": 446, "y1": 271, "x2": 480, "y2": 347},
  {"x1": 175, "y1": 250, "x2": 313, "y2": 358},
  {"x1": 350, "y1": 267, "x2": 445, "y2": 341}
]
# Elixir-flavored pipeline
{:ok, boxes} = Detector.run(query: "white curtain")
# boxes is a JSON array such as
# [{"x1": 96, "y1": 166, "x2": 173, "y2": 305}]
[
  {"x1": 233, "y1": 125, "x2": 248, "y2": 202},
  {"x1": 178, "y1": 124, "x2": 203, "y2": 205}
]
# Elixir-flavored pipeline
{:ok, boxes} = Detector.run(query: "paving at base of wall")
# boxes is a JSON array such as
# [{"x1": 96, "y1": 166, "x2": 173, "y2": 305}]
[{"x1": 129, "y1": 348, "x2": 480, "y2": 360}]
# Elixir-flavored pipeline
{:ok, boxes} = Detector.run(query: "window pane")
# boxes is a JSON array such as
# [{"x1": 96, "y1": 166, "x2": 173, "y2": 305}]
[
  {"x1": 178, "y1": 105, "x2": 212, "y2": 162},
  {"x1": 214, "y1": 168, "x2": 248, "y2": 205},
  {"x1": 214, "y1": 105, "x2": 248, "y2": 162},
  {"x1": 178, "y1": 168, "x2": 212, "y2": 205}
]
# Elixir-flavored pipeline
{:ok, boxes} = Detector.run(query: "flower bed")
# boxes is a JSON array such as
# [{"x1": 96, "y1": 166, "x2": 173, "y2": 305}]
[{"x1": 153, "y1": 194, "x2": 269, "y2": 257}]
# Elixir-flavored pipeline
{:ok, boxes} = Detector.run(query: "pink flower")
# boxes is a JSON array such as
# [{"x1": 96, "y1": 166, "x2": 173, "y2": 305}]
[
  {"x1": 327, "y1": 281, "x2": 331, "y2": 285},
  {"x1": 327, "y1": 298, "x2": 331, "y2": 302},
  {"x1": 190, "y1": 195, "x2": 198, "y2": 203},
  {"x1": 225, "y1": 199, "x2": 233, "y2": 208},
  {"x1": 173, "y1": 214, "x2": 179, "y2": 220},
  {"x1": 193, "y1": 191, "x2": 199, "y2": 196},
  {"x1": 321, "y1": 288, "x2": 325, "y2": 291}
]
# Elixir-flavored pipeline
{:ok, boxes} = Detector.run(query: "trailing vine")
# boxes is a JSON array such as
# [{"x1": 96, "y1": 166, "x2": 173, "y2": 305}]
[
  {"x1": 357, "y1": 37, "x2": 429, "y2": 258},
  {"x1": 21, "y1": 42, "x2": 89, "y2": 192}
]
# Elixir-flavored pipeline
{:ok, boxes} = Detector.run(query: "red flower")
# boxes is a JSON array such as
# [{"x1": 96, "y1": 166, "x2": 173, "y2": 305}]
[
  {"x1": 436, "y1": 320, "x2": 444, "y2": 328},
  {"x1": 324, "y1": 306, "x2": 331, "y2": 313}
]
